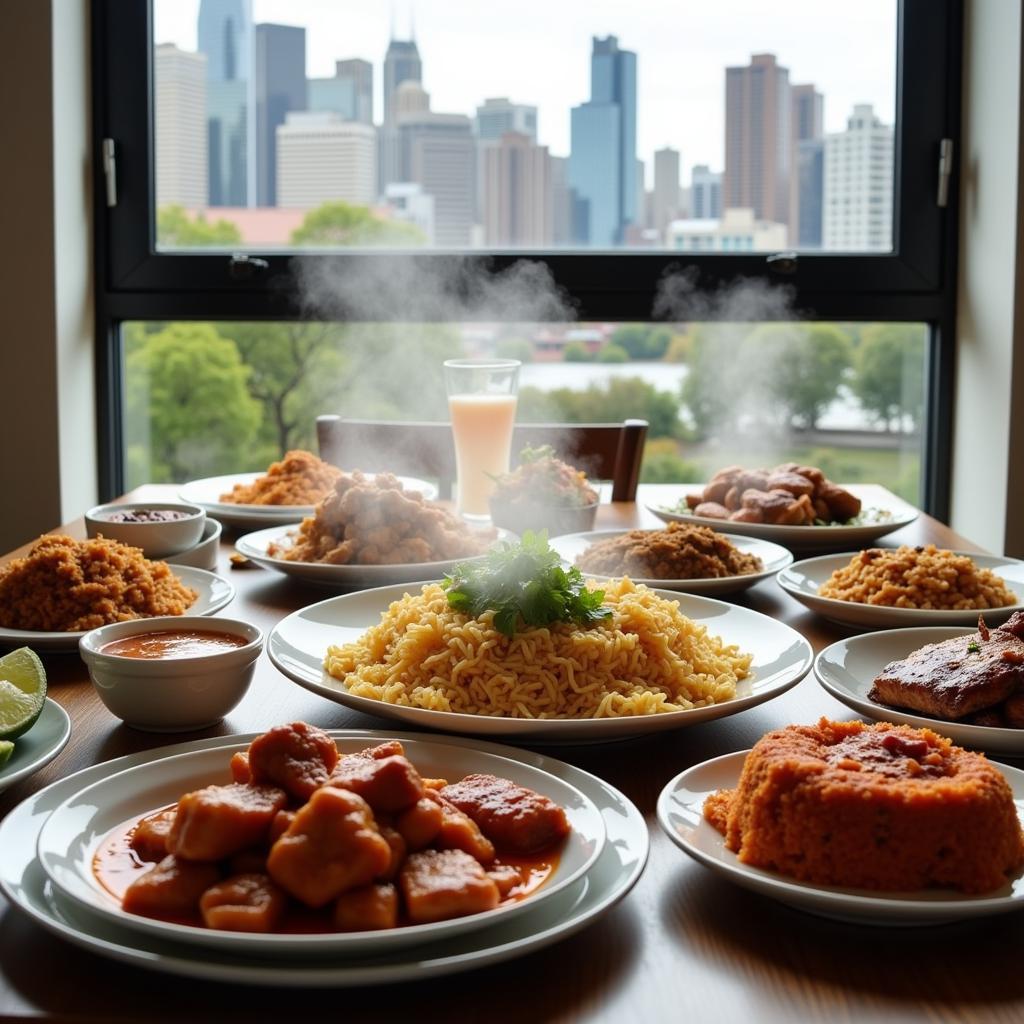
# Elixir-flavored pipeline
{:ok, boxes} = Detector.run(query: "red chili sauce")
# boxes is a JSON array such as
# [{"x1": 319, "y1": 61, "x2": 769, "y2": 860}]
[{"x1": 100, "y1": 630, "x2": 248, "y2": 660}]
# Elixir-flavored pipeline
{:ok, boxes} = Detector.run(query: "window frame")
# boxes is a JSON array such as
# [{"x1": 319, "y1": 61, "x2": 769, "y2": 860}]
[{"x1": 92, "y1": 0, "x2": 962, "y2": 514}]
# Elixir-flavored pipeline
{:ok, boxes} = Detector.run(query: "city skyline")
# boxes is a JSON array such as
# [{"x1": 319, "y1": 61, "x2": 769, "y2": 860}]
[{"x1": 155, "y1": 0, "x2": 897, "y2": 182}]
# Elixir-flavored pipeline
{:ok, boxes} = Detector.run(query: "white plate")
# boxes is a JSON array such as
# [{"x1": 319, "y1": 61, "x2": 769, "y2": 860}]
[
  {"x1": 649, "y1": 489, "x2": 919, "y2": 552},
  {"x1": 550, "y1": 529, "x2": 793, "y2": 596},
  {"x1": 0, "y1": 699, "x2": 71, "y2": 793},
  {"x1": 657, "y1": 749, "x2": 1024, "y2": 926},
  {"x1": 235, "y1": 525, "x2": 516, "y2": 588},
  {"x1": 166, "y1": 518, "x2": 222, "y2": 572},
  {"x1": 815, "y1": 626, "x2": 1024, "y2": 754},
  {"x1": 38, "y1": 736, "x2": 606, "y2": 956},
  {"x1": 267, "y1": 583, "x2": 813, "y2": 743},
  {"x1": 777, "y1": 551, "x2": 1024, "y2": 629},
  {"x1": 0, "y1": 566, "x2": 236, "y2": 653},
  {"x1": 180, "y1": 473, "x2": 439, "y2": 529},
  {"x1": 1, "y1": 731, "x2": 647, "y2": 987}
]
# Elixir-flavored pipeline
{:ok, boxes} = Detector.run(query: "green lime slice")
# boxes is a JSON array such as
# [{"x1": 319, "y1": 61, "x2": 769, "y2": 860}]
[
  {"x1": 0, "y1": 647, "x2": 46, "y2": 740},
  {"x1": 0, "y1": 740, "x2": 13, "y2": 768}
]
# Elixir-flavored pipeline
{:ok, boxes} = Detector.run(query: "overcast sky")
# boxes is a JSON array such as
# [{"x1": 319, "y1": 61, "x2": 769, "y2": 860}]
[{"x1": 156, "y1": 0, "x2": 896, "y2": 184}]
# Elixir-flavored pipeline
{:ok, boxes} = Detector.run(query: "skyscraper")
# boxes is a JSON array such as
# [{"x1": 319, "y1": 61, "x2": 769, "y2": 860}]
[
  {"x1": 691, "y1": 165, "x2": 722, "y2": 219},
  {"x1": 154, "y1": 44, "x2": 208, "y2": 209},
  {"x1": 380, "y1": 37, "x2": 423, "y2": 193},
  {"x1": 475, "y1": 98, "x2": 538, "y2": 142},
  {"x1": 308, "y1": 59, "x2": 373, "y2": 125},
  {"x1": 197, "y1": 0, "x2": 252, "y2": 206},
  {"x1": 790, "y1": 83, "x2": 824, "y2": 245},
  {"x1": 276, "y1": 113, "x2": 376, "y2": 209},
  {"x1": 254, "y1": 23, "x2": 306, "y2": 207},
  {"x1": 336, "y1": 59, "x2": 373, "y2": 124},
  {"x1": 482, "y1": 132, "x2": 552, "y2": 246},
  {"x1": 723, "y1": 53, "x2": 791, "y2": 225},
  {"x1": 653, "y1": 147, "x2": 681, "y2": 239},
  {"x1": 568, "y1": 36, "x2": 637, "y2": 245}
]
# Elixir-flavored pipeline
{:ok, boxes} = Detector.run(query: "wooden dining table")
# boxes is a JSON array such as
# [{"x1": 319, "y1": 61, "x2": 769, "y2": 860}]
[{"x1": 1, "y1": 483, "x2": 1021, "y2": 1024}]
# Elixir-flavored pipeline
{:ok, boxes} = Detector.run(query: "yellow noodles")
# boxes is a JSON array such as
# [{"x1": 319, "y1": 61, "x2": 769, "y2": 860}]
[{"x1": 324, "y1": 578, "x2": 752, "y2": 719}]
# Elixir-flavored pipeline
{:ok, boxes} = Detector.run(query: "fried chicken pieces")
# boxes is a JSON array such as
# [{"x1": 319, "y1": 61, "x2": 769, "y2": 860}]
[
  {"x1": 121, "y1": 723, "x2": 569, "y2": 933},
  {"x1": 685, "y1": 463, "x2": 861, "y2": 526}
]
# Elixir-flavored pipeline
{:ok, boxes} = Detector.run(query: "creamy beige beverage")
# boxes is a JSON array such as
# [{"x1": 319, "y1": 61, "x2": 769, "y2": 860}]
[{"x1": 448, "y1": 393, "x2": 518, "y2": 516}]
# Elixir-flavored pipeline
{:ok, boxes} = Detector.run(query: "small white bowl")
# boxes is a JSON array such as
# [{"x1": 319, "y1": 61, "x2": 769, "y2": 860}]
[
  {"x1": 79, "y1": 616, "x2": 263, "y2": 732},
  {"x1": 85, "y1": 501, "x2": 206, "y2": 559},
  {"x1": 166, "y1": 518, "x2": 222, "y2": 571}
]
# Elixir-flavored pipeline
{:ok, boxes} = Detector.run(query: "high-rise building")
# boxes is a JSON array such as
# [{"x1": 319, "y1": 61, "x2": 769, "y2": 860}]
[
  {"x1": 254, "y1": 23, "x2": 306, "y2": 207},
  {"x1": 383, "y1": 183, "x2": 435, "y2": 243},
  {"x1": 823, "y1": 104, "x2": 894, "y2": 251},
  {"x1": 380, "y1": 37, "x2": 423, "y2": 193},
  {"x1": 723, "y1": 53, "x2": 790, "y2": 225},
  {"x1": 653, "y1": 147, "x2": 681, "y2": 238},
  {"x1": 308, "y1": 60, "x2": 373, "y2": 126},
  {"x1": 789, "y1": 83, "x2": 824, "y2": 245},
  {"x1": 336, "y1": 59, "x2": 373, "y2": 124},
  {"x1": 691, "y1": 165, "x2": 722, "y2": 219},
  {"x1": 475, "y1": 98, "x2": 538, "y2": 142},
  {"x1": 550, "y1": 156, "x2": 574, "y2": 246},
  {"x1": 482, "y1": 131, "x2": 552, "y2": 246},
  {"x1": 155, "y1": 44, "x2": 208, "y2": 209},
  {"x1": 276, "y1": 112, "x2": 377, "y2": 209},
  {"x1": 197, "y1": 0, "x2": 252, "y2": 206},
  {"x1": 568, "y1": 36, "x2": 638, "y2": 245}
]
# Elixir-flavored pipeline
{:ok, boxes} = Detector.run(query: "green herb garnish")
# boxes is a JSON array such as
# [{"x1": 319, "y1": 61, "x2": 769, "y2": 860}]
[
  {"x1": 967, "y1": 639, "x2": 981, "y2": 654},
  {"x1": 442, "y1": 530, "x2": 612, "y2": 637}
]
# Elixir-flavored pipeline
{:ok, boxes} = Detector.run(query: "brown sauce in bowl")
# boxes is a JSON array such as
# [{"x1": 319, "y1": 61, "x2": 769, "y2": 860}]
[
  {"x1": 100, "y1": 630, "x2": 248, "y2": 660},
  {"x1": 102, "y1": 509, "x2": 192, "y2": 523}
]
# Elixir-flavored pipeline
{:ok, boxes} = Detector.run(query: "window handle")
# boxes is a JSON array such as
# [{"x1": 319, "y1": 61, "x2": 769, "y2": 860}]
[
  {"x1": 766, "y1": 251, "x2": 798, "y2": 275},
  {"x1": 228, "y1": 254, "x2": 269, "y2": 281}
]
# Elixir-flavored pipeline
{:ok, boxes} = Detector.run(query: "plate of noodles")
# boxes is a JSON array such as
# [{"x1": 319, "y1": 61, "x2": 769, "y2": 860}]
[
  {"x1": 777, "y1": 547, "x2": 1024, "y2": 628},
  {"x1": 267, "y1": 579, "x2": 813, "y2": 743}
]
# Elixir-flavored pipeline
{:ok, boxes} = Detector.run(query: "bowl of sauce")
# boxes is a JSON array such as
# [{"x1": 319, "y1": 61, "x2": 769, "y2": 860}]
[
  {"x1": 80, "y1": 616, "x2": 263, "y2": 732},
  {"x1": 85, "y1": 502, "x2": 206, "y2": 559}
]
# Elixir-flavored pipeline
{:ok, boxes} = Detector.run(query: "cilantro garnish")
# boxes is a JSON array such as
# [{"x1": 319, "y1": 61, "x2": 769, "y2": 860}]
[
  {"x1": 442, "y1": 530, "x2": 612, "y2": 637},
  {"x1": 967, "y1": 639, "x2": 981, "y2": 654}
]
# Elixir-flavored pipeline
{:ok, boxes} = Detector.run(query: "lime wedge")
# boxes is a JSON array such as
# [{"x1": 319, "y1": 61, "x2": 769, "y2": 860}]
[
  {"x1": 0, "y1": 740, "x2": 13, "y2": 768},
  {"x1": 0, "y1": 647, "x2": 46, "y2": 740}
]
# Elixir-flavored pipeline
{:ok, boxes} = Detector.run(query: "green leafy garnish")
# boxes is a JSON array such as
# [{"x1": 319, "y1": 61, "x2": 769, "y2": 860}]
[
  {"x1": 442, "y1": 530, "x2": 612, "y2": 637},
  {"x1": 967, "y1": 639, "x2": 981, "y2": 654}
]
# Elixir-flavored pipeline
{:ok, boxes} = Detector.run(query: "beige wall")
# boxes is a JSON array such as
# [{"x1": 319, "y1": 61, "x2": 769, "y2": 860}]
[{"x1": 0, "y1": 1, "x2": 95, "y2": 552}]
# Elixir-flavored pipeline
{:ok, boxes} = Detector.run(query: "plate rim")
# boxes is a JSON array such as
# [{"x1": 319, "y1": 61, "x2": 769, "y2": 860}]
[{"x1": 0, "y1": 699, "x2": 71, "y2": 792}]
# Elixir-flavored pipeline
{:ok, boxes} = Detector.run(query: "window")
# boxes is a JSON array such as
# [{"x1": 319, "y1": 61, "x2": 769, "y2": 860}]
[{"x1": 93, "y1": 0, "x2": 960, "y2": 515}]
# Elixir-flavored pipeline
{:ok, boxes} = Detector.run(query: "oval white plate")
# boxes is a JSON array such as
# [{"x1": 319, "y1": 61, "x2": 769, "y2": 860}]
[
  {"x1": 0, "y1": 566, "x2": 235, "y2": 653},
  {"x1": 166, "y1": 518, "x2": 222, "y2": 572},
  {"x1": 657, "y1": 749, "x2": 1024, "y2": 926},
  {"x1": 37, "y1": 735, "x2": 605, "y2": 957},
  {"x1": 550, "y1": 529, "x2": 793, "y2": 596},
  {"x1": 777, "y1": 551, "x2": 1024, "y2": 629},
  {"x1": 0, "y1": 699, "x2": 71, "y2": 793},
  {"x1": 815, "y1": 626, "x2": 1024, "y2": 754},
  {"x1": 235, "y1": 525, "x2": 516, "y2": 588},
  {"x1": 180, "y1": 473, "x2": 439, "y2": 529},
  {"x1": 267, "y1": 583, "x2": 813, "y2": 743},
  {"x1": 2, "y1": 730, "x2": 647, "y2": 987}
]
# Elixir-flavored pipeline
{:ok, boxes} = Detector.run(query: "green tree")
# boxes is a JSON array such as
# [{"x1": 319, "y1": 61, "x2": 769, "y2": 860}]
[
  {"x1": 610, "y1": 324, "x2": 673, "y2": 360},
  {"x1": 639, "y1": 438, "x2": 702, "y2": 483},
  {"x1": 852, "y1": 323, "x2": 927, "y2": 431},
  {"x1": 157, "y1": 205, "x2": 242, "y2": 247},
  {"x1": 494, "y1": 336, "x2": 533, "y2": 363},
  {"x1": 290, "y1": 202, "x2": 426, "y2": 246},
  {"x1": 597, "y1": 343, "x2": 628, "y2": 363},
  {"x1": 563, "y1": 341, "x2": 592, "y2": 362},
  {"x1": 125, "y1": 323, "x2": 260, "y2": 483},
  {"x1": 680, "y1": 324, "x2": 747, "y2": 439}
]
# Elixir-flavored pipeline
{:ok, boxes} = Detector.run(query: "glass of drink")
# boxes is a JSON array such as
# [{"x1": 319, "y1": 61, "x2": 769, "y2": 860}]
[{"x1": 444, "y1": 358, "x2": 520, "y2": 520}]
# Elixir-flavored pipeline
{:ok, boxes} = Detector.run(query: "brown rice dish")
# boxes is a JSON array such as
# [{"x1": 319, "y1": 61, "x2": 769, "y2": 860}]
[
  {"x1": 0, "y1": 534, "x2": 197, "y2": 632},
  {"x1": 575, "y1": 523, "x2": 762, "y2": 580},
  {"x1": 325, "y1": 577, "x2": 752, "y2": 719},
  {"x1": 269, "y1": 471, "x2": 492, "y2": 565},
  {"x1": 219, "y1": 450, "x2": 342, "y2": 506},
  {"x1": 704, "y1": 717, "x2": 1024, "y2": 892},
  {"x1": 817, "y1": 544, "x2": 1017, "y2": 610}
]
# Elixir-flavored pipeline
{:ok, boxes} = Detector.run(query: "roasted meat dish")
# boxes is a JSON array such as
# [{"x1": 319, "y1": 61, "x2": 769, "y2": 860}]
[{"x1": 869, "y1": 611, "x2": 1024, "y2": 726}]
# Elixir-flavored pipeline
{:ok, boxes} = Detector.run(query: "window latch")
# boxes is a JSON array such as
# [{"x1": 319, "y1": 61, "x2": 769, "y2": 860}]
[
  {"x1": 937, "y1": 138, "x2": 954, "y2": 208},
  {"x1": 228, "y1": 254, "x2": 270, "y2": 281},
  {"x1": 102, "y1": 138, "x2": 117, "y2": 208},
  {"x1": 766, "y1": 251, "x2": 798, "y2": 275}
]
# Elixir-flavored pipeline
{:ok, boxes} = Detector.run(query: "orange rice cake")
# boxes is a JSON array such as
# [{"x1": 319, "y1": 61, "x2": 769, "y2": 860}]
[{"x1": 704, "y1": 718, "x2": 1024, "y2": 893}]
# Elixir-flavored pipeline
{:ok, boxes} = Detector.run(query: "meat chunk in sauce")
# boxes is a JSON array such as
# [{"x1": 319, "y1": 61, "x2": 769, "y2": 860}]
[
  {"x1": 486, "y1": 863, "x2": 525, "y2": 898},
  {"x1": 424, "y1": 790, "x2": 495, "y2": 865},
  {"x1": 129, "y1": 808, "x2": 177, "y2": 862},
  {"x1": 122, "y1": 855, "x2": 220, "y2": 918},
  {"x1": 377, "y1": 823, "x2": 407, "y2": 881},
  {"x1": 333, "y1": 883, "x2": 399, "y2": 932},
  {"x1": 247, "y1": 722, "x2": 339, "y2": 801},
  {"x1": 199, "y1": 873, "x2": 287, "y2": 933},
  {"x1": 399, "y1": 849, "x2": 500, "y2": 924},
  {"x1": 440, "y1": 774, "x2": 570, "y2": 853},
  {"x1": 354, "y1": 740, "x2": 405, "y2": 760},
  {"x1": 328, "y1": 754, "x2": 424, "y2": 813},
  {"x1": 168, "y1": 783, "x2": 287, "y2": 862},
  {"x1": 229, "y1": 751, "x2": 251, "y2": 784},
  {"x1": 396, "y1": 797, "x2": 444, "y2": 851},
  {"x1": 267, "y1": 787, "x2": 391, "y2": 908}
]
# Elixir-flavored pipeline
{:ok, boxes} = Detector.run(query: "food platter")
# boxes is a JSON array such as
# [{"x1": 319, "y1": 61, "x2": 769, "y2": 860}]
[
  {"x1": 657, "y1": 750, "x2": 1024, "y2": 926},
  {"x1": 267, "y1": 583, "x2": 814, "y2": 743},
  {"x1": 776, "y1": 551, "x2": 1024, "y2": 629},
  {"x1": 0, "y1": 699, "x2": 71, "y2": 793},
  {"x1": 235, "y1": 525, "x2": 517, "y2": 587},
  {"x1": 814, "y1": 627, "x2": 1024, "y2": 754},
  {"x1": 0, "y1": 566, "x2": 235, "y2": 653},
  {"x1": 37, "y1": 735, "x2": 607, "y2": 956},
  {"x1": 179, "y1": 473, "x2": 438, "y2": 529},
  {"x1": 549, "y1": 529, "x2": 793, "y2": 596},
  {"x1": 0, "y1": 730, "x2": 648, "y2": 987}
]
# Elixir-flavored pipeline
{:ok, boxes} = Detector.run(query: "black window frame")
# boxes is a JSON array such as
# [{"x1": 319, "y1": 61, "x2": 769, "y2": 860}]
[{"x1": 92, "y1": 0, "x2": 962, "y2": 515}]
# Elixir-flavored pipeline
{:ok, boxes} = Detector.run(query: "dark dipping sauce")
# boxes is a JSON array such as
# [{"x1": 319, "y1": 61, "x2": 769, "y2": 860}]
[
  {"x1": 103, "y1": 509, "x2": 191, "y2": 524},
  {"x1": 100, "y1": 630, "x2": 248, "y2": 659}
]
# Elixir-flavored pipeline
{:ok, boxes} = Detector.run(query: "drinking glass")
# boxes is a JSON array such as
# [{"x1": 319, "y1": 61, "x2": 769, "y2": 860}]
[{"x1": 444, "y1": 359, "x2": 520, "y2": 519}]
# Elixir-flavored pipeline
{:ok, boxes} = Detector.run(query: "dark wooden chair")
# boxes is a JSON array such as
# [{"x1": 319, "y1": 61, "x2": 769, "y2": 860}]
[{"x1": 316, "y1": 417, "x2": 648, "y2": 501}]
